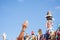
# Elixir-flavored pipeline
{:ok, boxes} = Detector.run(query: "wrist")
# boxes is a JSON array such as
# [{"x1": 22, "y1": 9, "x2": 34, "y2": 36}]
[{"x1": 22, "y1": 28, "x2": 26, "y2": 32}]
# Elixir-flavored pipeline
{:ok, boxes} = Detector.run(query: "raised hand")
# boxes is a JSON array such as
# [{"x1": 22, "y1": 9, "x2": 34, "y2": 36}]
[
  {"x1": 22, "y1": 20, "x2": 28, "y2": 31},
  {"x1": 17, "y1": 20, "x2": 28, "y2": 40}
]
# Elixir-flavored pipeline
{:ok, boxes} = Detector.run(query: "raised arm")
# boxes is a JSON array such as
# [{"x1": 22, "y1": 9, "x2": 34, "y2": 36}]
[{"x1": 17, "y1": 20, "x2": 28, "y2": 40}]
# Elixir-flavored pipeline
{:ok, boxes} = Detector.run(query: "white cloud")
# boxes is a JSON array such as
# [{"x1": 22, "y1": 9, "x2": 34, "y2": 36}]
[{"x1": 55, "y1": 6, "x2": 60, "y2": 9}]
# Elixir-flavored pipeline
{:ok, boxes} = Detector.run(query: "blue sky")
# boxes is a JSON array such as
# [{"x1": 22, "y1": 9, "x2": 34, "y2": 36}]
[{"x1": 0, "y1": 0, "x2": 60, "y2": 40}]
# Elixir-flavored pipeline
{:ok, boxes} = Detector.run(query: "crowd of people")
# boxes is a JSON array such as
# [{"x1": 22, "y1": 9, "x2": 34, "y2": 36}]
[
  {"x1": 24, "y1": 27, "x2": 60, "y2": 40},
  {"x1": 1, "y1": 11, "x2": 60, "y2": 40},
  {"x1": 17, "y1": 20, "x2": 60, "y2": 40},
  {"x1": 17, "y1": 11, "x2": 60, "y2": 40}
]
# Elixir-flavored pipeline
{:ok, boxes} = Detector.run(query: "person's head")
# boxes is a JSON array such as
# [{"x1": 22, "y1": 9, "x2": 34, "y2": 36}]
[
  {"x1": 46, "y1": 11, "x2": 53, "y2": 20},
  {"x1": 38, "y1": 29, "x2": 42, "y2": 35},
  {"x1": 31, "y1": 31, "x2": 34, "y2": 35}
]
